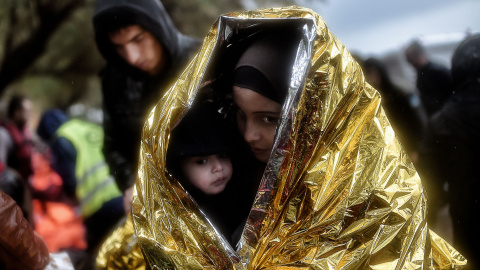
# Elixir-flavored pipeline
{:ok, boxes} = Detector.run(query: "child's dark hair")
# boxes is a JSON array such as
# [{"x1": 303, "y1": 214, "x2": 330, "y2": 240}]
[{"x1": 166, "y1": 101, "x2": 234, "y2": 184}]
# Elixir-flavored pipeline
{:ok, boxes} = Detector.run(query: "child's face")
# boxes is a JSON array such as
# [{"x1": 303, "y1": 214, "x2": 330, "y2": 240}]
[{"x1": 181, "y1": 154, "x2": 232, "y2": 195}]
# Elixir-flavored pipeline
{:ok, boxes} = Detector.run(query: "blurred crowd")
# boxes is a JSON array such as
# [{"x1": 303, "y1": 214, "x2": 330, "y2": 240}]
[
  {"x1": 357, "y1": 35, "x2": 480, "y2": 269},
  {"x1": 0, "y1": 0, "x2": 478, "y2": 269}
]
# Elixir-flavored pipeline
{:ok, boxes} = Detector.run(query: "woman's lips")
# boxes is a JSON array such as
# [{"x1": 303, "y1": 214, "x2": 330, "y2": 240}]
[{"x1": 250, "y1": 147, "x2": 267, "y2": 154}]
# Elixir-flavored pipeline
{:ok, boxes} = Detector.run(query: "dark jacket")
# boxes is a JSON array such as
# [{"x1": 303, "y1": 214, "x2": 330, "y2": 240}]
[
  {"x1": 0, "y1": 163, "x2": 31, "y2": 224},
  {"x1": 416, "y1": 61, "x2": 453, "y2": 116},
  {"x1": 36, "y1": 109, "x2": 77, "y2": 199},
  {"x1": 93, "y1": 0, "x2": 201, "y2": 192},
  {"x1": 420, "y1": 35, "x2": 480, "y2": 207}
]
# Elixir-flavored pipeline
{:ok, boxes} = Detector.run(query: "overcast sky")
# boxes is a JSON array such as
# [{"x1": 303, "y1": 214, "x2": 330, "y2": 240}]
[{"x1": 296, "y1": 0, "x2": 480, "y2": 57}]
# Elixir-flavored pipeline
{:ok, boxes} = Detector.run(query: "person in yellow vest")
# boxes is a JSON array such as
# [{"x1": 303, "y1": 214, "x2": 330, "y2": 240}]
[{"x1": 36, "y1": 109, "x2": 124, "y2": 252}]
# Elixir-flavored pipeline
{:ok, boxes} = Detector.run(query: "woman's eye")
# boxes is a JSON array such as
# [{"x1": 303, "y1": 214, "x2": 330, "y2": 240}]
[{"x1": 262, "y1": 115, "x2": 278, "y2": 124}]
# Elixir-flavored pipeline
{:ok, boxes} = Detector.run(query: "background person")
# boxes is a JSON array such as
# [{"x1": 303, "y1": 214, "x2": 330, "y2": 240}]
[
  {"x1": 419, "y1": 34, "x2": 480, "y2": 270},
  {"x1": 405, "y1": 41, "x2": 454, "y2": 116},
  {"x1": 0, "y1": 94, "x2": 35, "y2": 225},
  {"x1": 361, "y1": 57, "x2": 428, "y2": 161},
  {"x1": 29, "y1": 145, "x2": 88, "y2": 258},
  {"x1": 92, "y1": 0, "x2": 201, "y2": 211},
  {"x1": 1, "y1": 95, "x2": 34, "y2": 180},
  {"x1": 36, "y1": 109, "x2": 124, "y2": 252}
]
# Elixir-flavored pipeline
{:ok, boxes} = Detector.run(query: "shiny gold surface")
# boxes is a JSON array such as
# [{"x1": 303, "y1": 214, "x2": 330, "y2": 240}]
[
  {"x1": 132, "y1": 6, "x2": 466, "y2": 269},
  {"x1": 96, "y1": 214, "x2": 146, "y2": 270}
]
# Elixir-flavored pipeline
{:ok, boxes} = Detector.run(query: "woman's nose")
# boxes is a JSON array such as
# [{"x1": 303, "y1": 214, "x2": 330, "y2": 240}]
[{"x1": 244, "y1": 122, "x2": 260, "y2": 143}]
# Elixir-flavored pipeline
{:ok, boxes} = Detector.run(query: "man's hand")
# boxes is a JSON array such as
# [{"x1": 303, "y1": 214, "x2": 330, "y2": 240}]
[{"x1": 123, "y1": 185, "x2": 134, "y2": 215}]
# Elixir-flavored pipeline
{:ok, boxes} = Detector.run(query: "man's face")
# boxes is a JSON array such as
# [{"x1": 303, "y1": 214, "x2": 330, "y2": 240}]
[
  {"x1": 14, "y1": 99, "x2": 32, "y2": 128},
  {"x1": 108, "y1": 24, "x2": 167, "y2": 75}
]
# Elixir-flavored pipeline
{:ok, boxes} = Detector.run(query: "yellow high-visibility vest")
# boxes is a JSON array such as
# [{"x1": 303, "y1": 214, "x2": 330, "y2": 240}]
[{"x1": 56, "y1": 119, "x2": 122, "y2": 217}]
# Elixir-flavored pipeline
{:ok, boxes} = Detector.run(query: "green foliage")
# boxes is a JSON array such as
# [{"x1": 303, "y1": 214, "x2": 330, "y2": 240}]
[
  {"x1": 32, "y1": 3, "x2": 104, "y2": 74},
  {"x1": 0, "y1": 0, "x2": 101, "y2": 120}
]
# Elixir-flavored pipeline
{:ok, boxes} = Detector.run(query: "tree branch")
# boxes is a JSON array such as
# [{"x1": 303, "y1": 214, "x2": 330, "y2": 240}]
[{"x1": 0, "y1": 0, "x2": 86, "y2": 96}]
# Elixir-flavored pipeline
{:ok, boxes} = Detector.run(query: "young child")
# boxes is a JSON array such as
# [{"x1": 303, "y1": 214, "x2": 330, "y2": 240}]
[
  {"x1": 167, "y1": 102, "x2": 234, "y2": 197},
  {"x1": 166, "y1": 101, "x2": 247, "y2": 244}
]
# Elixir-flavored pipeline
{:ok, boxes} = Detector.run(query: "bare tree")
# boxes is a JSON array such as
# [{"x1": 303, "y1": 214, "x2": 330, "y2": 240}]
[{"x1": 0, "y1": 0, "x2": 87, "y2": 97}]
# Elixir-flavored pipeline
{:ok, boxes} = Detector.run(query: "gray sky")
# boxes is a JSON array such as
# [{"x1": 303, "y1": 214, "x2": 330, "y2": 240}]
[{"x1": 296, "y1": 0, "x2": 480, "y2": 56}]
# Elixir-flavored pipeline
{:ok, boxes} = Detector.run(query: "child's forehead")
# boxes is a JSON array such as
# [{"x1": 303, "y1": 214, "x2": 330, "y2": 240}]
[{"x1": 183, "y1": 153, "x2": 231, "y2": 160}]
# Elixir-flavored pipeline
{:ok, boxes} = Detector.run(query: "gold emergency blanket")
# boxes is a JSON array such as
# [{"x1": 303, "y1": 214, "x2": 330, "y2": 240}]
[
  {"x1": 132, "y1": 6, "x2": 466, "y2": 269},
  {"x1": 96, "y1": 214, "x2": 146, "y2": 270}
]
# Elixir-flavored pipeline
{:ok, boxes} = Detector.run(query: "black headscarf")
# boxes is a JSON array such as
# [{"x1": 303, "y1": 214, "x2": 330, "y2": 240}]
[{"x1": 232, "y1": 32, "x2": 300, "y2": 104}]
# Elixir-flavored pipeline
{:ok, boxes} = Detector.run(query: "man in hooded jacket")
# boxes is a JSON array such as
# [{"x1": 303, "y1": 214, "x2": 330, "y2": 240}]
[
  {"x1": 405, "y1": 41, "x2": 454, "y2": 116},
  {"x1": 92, "y1": 0, "x2": 201, "y2": 205}
]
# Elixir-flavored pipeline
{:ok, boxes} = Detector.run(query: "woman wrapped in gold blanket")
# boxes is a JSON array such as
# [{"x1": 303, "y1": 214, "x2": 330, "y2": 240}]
[{"x1": 101, "y1": 6, "x2": 467, "y2": 270}]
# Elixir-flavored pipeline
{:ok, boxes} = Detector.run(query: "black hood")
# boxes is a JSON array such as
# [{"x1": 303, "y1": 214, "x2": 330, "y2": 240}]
[
  {"x1": 451, "y1": 33, "x2": 480, "y2": 88},
  {"x1": 93, "y1": 0, "x2": 199, "y2": 74},
  {"x1": 37, "y1": 109, "x2": 69, "y2": 141}
]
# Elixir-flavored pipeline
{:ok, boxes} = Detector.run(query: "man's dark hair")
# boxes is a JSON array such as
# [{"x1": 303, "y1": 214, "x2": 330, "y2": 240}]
[{"x1": 95, "y1": 8, "x2": 139, "y2": 36}]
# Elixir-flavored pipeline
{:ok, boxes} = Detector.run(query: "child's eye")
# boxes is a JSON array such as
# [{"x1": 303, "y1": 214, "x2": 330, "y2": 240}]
[{"x1": 195, "y1": 158, "x2": 207, "y2": 165}]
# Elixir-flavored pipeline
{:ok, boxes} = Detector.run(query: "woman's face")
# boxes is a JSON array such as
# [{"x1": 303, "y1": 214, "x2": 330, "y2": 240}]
[{"x1": 233, "y1": 86, "x2": 282, "y2": 163}]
